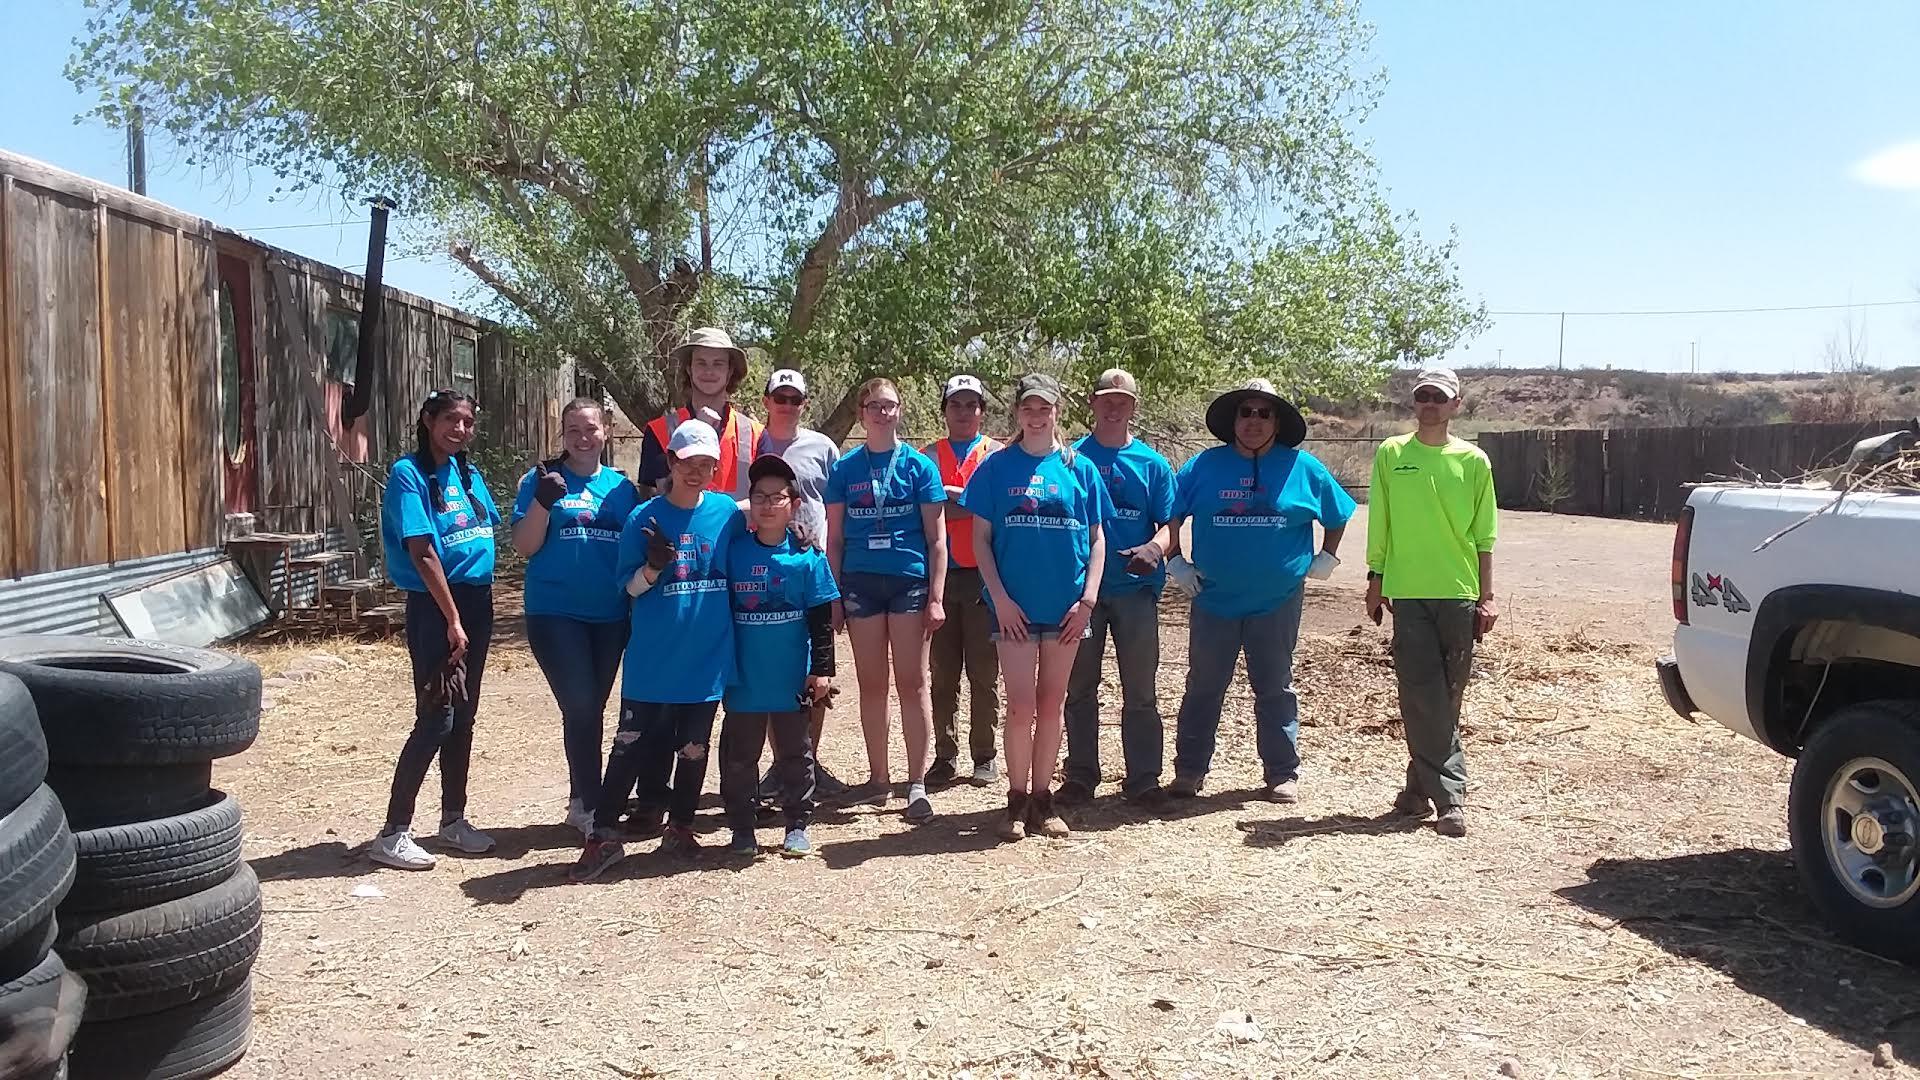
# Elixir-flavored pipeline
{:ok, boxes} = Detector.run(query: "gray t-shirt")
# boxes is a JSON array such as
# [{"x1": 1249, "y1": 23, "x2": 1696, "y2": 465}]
[{"x1": 758, "y1": 426, "x2": 840, "y2": 550}]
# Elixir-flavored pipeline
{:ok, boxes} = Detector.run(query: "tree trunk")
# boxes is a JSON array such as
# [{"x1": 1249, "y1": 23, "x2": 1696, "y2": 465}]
[{"x1": 818, "y1": 383, "x2": 863, "y2": 444}]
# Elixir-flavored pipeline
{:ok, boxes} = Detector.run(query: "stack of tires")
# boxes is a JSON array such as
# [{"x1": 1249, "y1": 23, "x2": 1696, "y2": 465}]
[
  {"x1": 0, "y1": 672, "x2": 83, "y2": 1080},
  {"x1": 0, "y1": 637, "x2": 263, "y2": 1080}
]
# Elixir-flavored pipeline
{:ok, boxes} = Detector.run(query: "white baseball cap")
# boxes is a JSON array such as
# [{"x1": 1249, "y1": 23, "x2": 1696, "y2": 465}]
[
  {"x1": 667, "y1": 421, "x2": 721, "y2": 461},
  {"x1": 765, "y1": 369, "x2": 809, "y2": 396},
  {"x1": 942, "y1": 374, "x2": 986, "y2": 402}
]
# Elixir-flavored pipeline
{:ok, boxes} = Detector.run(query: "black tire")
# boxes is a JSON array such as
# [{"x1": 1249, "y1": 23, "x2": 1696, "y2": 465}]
[
  {"x1": 57, "y1": 864, "x2": 261, "y2": 1022},
  {"x1": 0, "y1": 637, "x2": 260, "y2": 766},
  {"x1": 1789, "y1": 698, "x2": 1920, "y2": 965},
  {"x1": 64, "y1": 793, "x2": 244, "y2": 914},
  {"x1": 43, "y1": 764, "x2": 215, "y2": 832},
  {"x1": 0, "y1": 672, "x2": 47, "y2": 815},
  {"x1": 0, "y1": 916, "x2": 57, "y2": 985},
  {"x1": 0, "y1": 951, "x2": 85, "y2": 1079},
  {"x1": 0, "y1": 788, "x2": 75, "y2": 963},
  {"x1": 66, "y1": 976, "x2": 250, "y2": 1080}
]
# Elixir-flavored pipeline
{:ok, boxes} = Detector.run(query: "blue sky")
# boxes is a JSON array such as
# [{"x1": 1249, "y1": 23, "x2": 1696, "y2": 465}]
[{"x1": 4, "y1": 1, "x2": 1918, "y2": 375}]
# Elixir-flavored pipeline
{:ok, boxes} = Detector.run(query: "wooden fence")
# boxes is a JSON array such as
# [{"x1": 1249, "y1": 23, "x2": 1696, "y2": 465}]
[
  {"x1": 1479, "y1": 420, "x2": 1918, "y2": 521},
  {"x1": 1, "y1": 148, "x2": 571, "y2": 585}
]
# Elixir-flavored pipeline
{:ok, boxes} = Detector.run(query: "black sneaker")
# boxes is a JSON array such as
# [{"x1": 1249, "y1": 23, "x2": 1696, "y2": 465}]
[
  {"x1": 813, "y1": 766, "x2": 850, "y2": 799},
  {"x1": 925, "y1": 759, "x2": 959, "y2": 787},
  {"x1": 1124, "y1": 785, "x2": 1169, "y2": 810},
  {"x1": 1054, "y1": 779, "x2": 1096, "y2": 806},
  {"x1": 903, "y1": 793, "x2": 935, "y2": 824}
]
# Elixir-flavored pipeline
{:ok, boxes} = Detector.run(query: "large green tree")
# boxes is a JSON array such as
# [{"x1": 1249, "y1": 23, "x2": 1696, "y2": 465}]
[{"x1": 71, "y1": 0, "x2": 1482, "y2": 437}]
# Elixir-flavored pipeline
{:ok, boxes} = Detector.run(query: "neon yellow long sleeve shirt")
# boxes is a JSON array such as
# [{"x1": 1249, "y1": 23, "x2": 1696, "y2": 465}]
[{"x1": 1365, "y1": 433, "x2": 1497, "y2": 601}]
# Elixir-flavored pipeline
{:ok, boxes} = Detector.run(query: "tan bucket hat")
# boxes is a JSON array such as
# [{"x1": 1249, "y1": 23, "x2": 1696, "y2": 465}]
[{"x1": 669, "y1": 327, "x2": 748, "y2": 385}]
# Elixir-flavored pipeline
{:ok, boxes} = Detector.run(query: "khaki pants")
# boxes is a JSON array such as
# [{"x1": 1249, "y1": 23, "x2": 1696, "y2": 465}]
[{"x1": 930, "y1": 567, "x2": 999, "y2": 765}]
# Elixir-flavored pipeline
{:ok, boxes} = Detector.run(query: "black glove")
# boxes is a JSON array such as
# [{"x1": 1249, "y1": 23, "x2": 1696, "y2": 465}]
[
  {"x1": 533, "y1": 467, "x2": 568, "y2": 509},
  {"x1": 643, "y1": 523, "x2": 677, "y2": 571}
]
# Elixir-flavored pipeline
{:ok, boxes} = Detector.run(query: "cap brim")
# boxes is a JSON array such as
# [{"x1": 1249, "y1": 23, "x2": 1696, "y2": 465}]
[
  {"x1": 748, "y1": 454, "x2": 797, "y2": 484},
  {"x1": 1090, "y1": 387, "x2": 1138, "y2": 399},
  {"x1": 1205, "y1": 389, "x2": 1306, "y2": 448},
  {"x1": 1412, "y1": 381, "x2": 1457, "y2": 400},
  {"x1": 1019, "y1": 392, "x2": 1062, "y2": 407}
]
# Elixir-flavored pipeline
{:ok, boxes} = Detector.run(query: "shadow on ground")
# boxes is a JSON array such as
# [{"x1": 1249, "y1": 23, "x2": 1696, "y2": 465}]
[
  {"x1": 250, "y1": 824, "x2": 581, "y2": 884},
  {"x1": 1559, "y1": 847, "x2": 1920, "y2": 1062}
]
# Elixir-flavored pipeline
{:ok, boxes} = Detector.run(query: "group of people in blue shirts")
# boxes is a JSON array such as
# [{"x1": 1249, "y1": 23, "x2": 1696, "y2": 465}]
[{"x1": 367, "y1": 331, "x2": 1393, "y2": 881}]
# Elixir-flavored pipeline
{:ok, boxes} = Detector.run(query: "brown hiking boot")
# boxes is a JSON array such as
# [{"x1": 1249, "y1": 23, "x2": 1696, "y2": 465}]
[
  {"x1": 1435, "y1": 807, "x2": 1467, "y2": 837},
  {"x1": 997, "y1": 792, "x2": 1029, "y2": 841},
  {"x1": 1027, "y1": 790, "x2": 1071, "y2": 839}
]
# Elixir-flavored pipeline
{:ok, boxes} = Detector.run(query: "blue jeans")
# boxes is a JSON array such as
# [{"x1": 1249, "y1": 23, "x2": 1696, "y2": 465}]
[
  {"x1": 1173, "y1": 587, "x2": 1303, "y2": 786},
  {"x1": 1063, "y1": 587, "x2": 1164, "y2": 794},
  {"x1": 525, "y1": 614, "x2": 627, "y2": 812}
]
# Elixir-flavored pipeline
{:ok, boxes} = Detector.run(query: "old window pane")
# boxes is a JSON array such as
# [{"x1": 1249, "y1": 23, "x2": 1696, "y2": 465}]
[
  {"x1": 452, "y1": 338, "x2": 477, "y2": 396},
  {"x1": 218, "y1": 282, "x2": 243, "y2": 463}
]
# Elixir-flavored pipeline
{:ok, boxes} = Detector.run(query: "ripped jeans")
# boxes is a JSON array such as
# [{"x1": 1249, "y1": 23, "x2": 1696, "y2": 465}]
[{"x1": 590, "y1": 699, "x2": 719, "y2": 833}]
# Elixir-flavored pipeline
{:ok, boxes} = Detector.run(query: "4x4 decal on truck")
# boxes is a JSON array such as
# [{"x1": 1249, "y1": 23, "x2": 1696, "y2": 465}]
[{"x1": 1691, "y1": 572, "x2": 1752, "y2": 614}]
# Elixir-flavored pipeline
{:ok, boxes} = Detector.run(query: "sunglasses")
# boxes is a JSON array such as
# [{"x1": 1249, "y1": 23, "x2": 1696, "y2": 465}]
[
  {"x1": 1237, "y1": 406, "x2": 1273, "y2": 420},
  {"x1": 1413, "y1": 389, "x2": 1452, "y2": 404},
  {"x1": 768, "y1": 392, "x2": 805, "y2": 407}
]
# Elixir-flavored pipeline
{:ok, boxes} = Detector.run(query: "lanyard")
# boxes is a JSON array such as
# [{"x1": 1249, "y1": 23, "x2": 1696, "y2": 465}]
[{"x1": 868, "y1": 447, "x2": 902, "y2": 521}]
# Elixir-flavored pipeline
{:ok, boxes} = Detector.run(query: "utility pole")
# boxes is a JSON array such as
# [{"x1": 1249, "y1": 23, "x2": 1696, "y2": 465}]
[
  {"x1": 1690, "y1": 340, "x2": 1697, "y2": 374},
  {"x1": 1556, "y1": 312, "x2": 1566, "y2": 370},
  {"x1": 126, "y1": 105, "x2": 147, "y2": 195}
]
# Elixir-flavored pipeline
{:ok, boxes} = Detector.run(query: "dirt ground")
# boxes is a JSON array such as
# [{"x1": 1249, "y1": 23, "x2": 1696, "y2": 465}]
[{"x1": 214, "y1": 509, "x2": 1920, "y2": 1079}]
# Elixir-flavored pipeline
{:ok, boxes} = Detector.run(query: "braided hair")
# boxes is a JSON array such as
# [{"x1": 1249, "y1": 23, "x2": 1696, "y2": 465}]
[{"x1": 415, "y1": 389, "x2": 479, "y2": 511}]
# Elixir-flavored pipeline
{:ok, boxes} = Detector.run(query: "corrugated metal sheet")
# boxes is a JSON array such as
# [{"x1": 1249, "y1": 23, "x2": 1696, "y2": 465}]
[{"x1": 0, "y1": 548, "x2": 225, "y2": 637}]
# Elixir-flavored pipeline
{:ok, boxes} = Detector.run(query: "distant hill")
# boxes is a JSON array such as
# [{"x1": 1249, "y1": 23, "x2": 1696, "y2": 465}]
[{"x1": 1307, "y1": 366, "x2": 1920, "y2": 435}]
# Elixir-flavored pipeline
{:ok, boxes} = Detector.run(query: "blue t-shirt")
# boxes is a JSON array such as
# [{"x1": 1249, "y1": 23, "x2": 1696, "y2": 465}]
[
  {"x1": 381, "y1": 455, "x2": 499, "y2": 591},
  {"x1": 825, "y1": 445, "x2": 946, "y2": 579},
  {"x1": 960, "y1": 444, "x2": 1114, "y2": 626},
  {"x1": 512, "y1": 464, "x2": 640, "y2": 622},
  {"x1": 615, "y1": 492, "x2": 741, "y2": 704},
  {"x1": 1073, "y1": 435, "x2": 1176, "y2": 597},
  {"x1": 724, "y1": 531, "x2": 841, "y2": 713},
  {"x1": 1172, "y1": 445, "x2": 1356, "y2": 618}
]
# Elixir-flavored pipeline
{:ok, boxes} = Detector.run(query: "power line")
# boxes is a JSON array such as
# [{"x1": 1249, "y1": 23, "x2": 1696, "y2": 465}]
[
  {"x1": 231, "y1": 218, "x2": 369, "y2": 232},
  {"x1": 1491, "y1": 298, "x2": 1920, "y2": 317}
]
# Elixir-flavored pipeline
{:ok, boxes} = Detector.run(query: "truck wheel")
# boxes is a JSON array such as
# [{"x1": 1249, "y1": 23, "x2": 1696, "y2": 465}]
[{"x1": 1789, "y1": 698, "x2": 1920, "y2": 964}]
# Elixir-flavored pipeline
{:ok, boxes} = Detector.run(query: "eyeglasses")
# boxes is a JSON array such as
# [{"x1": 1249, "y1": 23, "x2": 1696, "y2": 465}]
[
  {"x1": 863, "y1": 400, "x2": 901, "y2": 414},
  {"x1": 1237, "y1": 406, "x2": 1272, "y2": 420},
  {"x1": 769, "y1": 393, "x2": 805, "y2": 407},
  {"x1": 748, "y1": 492, "x2": 793, "y2": 507},
  {"x1": 1413, "y1": 389, "x2": 1452, "y2": 404}
]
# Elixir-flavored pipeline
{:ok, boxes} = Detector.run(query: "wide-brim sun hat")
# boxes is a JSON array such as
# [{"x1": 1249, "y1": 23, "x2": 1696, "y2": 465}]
[
  {"x1": 670, "y1": 327, "x2": 748, "y2": 383},
  {"x1": 1205, "y1": 378, "x2": 1306, "y2": 448}
]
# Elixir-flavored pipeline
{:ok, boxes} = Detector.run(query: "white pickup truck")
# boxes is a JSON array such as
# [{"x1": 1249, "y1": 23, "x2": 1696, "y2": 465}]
[{"x1": 1660, "y1": 439, "x2": 1920, "y2": 962}]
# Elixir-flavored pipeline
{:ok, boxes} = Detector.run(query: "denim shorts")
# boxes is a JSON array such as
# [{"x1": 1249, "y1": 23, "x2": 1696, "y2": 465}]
[{"x1": 841, "y1": 571, "x2": 928, "y2": 619}]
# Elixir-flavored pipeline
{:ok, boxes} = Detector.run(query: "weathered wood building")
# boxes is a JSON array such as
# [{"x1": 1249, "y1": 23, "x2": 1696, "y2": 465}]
[{"x1": 0, "y1": 150, "x2": 569, "y2": 634}]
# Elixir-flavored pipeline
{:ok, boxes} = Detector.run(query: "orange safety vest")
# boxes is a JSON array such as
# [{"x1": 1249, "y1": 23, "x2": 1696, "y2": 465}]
[
  {"x1": 646, "y1": 406, "x2": 763, "y2": 499},
  {"x1": 929, "y1": 436, "x2": 997, "y2": 568}
]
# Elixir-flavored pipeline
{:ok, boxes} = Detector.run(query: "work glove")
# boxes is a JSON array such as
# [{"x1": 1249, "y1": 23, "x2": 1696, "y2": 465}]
[
  {"x1": 533, "y1": 467, "x2": 568, "y2": 509},
  {"x1": 643, "y1": 523, "x2": 677, "y2": 571}
]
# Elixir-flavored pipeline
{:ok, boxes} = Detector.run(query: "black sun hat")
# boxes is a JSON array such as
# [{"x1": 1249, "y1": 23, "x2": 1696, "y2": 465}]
[{"x1": 1204, "y1": 378, "x2": 1306, "y2": 448}]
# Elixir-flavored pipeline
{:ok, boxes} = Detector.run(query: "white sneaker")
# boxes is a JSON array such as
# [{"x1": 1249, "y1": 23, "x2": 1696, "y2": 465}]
[
  {"x1": 565, "y1": 799, "x2": 596, "y2": 839},
  {"x1": 436, "y1": 817, "x2": 496, "y2": 854},
  {"x1": 369, "y1": 830, "x2": 437, "y2": 870}
]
